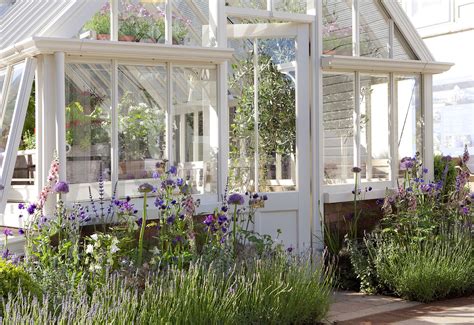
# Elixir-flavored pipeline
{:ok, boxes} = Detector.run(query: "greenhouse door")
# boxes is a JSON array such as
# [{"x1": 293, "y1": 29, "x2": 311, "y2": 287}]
[
  {"x1": 227, "y1": 24, "x2": 311, "y2": 251},
  {"x1": 0, "y1": 58, "x2": 36, "y2": 220}
]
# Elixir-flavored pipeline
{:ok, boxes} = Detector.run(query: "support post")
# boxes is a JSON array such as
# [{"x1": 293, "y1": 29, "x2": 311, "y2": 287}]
[
  {"x1": 110, "y1": 0, "x2": 119, "y2": 41},
  {"x1": 54, "y1": 52, "x2": 66, "y2": 182},
  {"x1": 422, "y1": 74, "x2": 434, "y2": 181}
]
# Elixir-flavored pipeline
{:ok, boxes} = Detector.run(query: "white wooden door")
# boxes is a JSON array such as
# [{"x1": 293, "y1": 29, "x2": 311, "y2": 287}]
[{"x1": 228, "y1": 24, "x2": 311, "y2": 252}]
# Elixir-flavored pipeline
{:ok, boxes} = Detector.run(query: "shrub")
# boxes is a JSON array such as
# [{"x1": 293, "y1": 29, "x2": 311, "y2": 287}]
[
  {"x1": 2, "y1": 257, "x2": 333, "y2": 324},
  {"x1": 368, "y1": 229, "x2": 474, "y2": 302},
  {"x1": 0, "y1": 259, "x2": 40, "y2": 299}
]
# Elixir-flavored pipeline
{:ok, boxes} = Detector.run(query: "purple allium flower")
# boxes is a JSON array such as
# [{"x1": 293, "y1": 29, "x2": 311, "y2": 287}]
[
  {"x1": 351, "y1": 166, "x2": 362, "y2": 173},
  {"x1": 203, "y1": 214, "x2": 214, "y2": 226},
  {"x1": 54, "y1": 181, "x2": 69, "y2": 194},
  {"x1": 228, "y1": 193, "x2": 245, "y2": 205},
  {"x1": 262, "y1": 195, "x2": 268, "y2": 201},
  {"x1": 27, "y1": 203, "x2": 37, "y2": 215},
  {"x1": 400, "y1": 157, "x2": 415, "y2": 170},
  {"x1": 138, "y1": 183, "x2": 154, "y2": 193},
  {"x1": 423, "y1": 167, "x2": 429, "y2": 174},
  {"x1": 286, "y1": 246, "x2": 294, "y2": 253},
  {"x1": 18, "y1": 228, "x2": 25, "y2": 235},
  {"x1": 176, "y1": 178, "x2": 184, "y2": 186},
  {"x1": 18, "y1": 203, "x2": 25, "y2": 210},
  {"x1": 3, "y1": 228, "x2": 13, "y2": 237}
]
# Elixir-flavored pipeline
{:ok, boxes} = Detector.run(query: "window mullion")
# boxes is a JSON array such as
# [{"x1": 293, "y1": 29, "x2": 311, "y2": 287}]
[
  {"x1": 253, "y1": 39, "x2": 259, "y2": 192},
  {"x1": 110, "y1": 0, "x2": 118, "y2": 41},
  {"x1": 352, "y1": 0, "x2": 360, "y2": 56},
  {"x1": 167, "y1": 62, "x2": 173, "y2": 166},
  {"x1": 389, "y1": 72, "x2": 397, "y2": 186},
  {"x1": 165, "y1": 0, "x2": 173, "y2": 45},
  {"x1": 354, "y1": 71, "x2": 361, "y2": 174},
  {"x1": 389, "y1": 19, "x2": 394, "y2": 59},
  {"x1": 111, "y1": 59, "x2": 119, "y2": 187}
]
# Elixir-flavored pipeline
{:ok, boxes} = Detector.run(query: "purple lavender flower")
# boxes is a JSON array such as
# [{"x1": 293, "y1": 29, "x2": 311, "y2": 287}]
[
  {"x1": 166, "y1": 215, "x2": 175, "y2": 225},
  {"x1": 3, "y1": 228, "x2": 13, "y2": 237},
  {"x1": 203, "y1": 214, "x2": 214, "y2": 226},
  {"x1": 167, "y1": 166, "x2": 177, "y2": 175},
  {"x1": 228, "y1": 193, "x2": 245, "y2": 205},
  {"x1": 400, "y1": 157, "x2": 415, "y2": 170},
  {"x1": 218, "y1": 214, "x2": 228, "y2": 225},
  {"x1": 27, "y1": 203, "x2": 36, "y2": 215},
  {"x1": 462, "y1": 145, "x2": 470, "y2": 164},
  {"x1": 54, "y1": 181, "x2": 69, "y2": 194}
]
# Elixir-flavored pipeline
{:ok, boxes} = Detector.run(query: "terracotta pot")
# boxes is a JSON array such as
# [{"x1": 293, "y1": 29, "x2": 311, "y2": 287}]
[
  {"x1": 119, "y1": 35, "x2": 137, "y2": 42},
  {"x1": 97, "y1": 34, "x2": 110, "y2": 40}
]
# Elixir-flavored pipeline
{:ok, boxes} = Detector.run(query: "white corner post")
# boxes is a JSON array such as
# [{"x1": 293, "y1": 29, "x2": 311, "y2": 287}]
[
  {"x1": 308, "y1": 0, "x2": 324, "y2": 253},
  {"x1": 111, "y1": 59, "x2": 119, "y2": 188},
  {"x1": 54, "y1": 52, "x2": 66, "y2": 182},
  {"x1": 35, "y1": 56, "x2": 44, "y2": 194},
  {"x1": 210, "y1": 0, "x2": 229, "y2": 200},
  {"x1": 110, "y1": 0, "x2": 119, "y2": 41},
  {"x1": 423, "y1": 74, "x2": 434, "y2": 181},
  {"x1": 41, "y1": 54, "x2": 57, "y2": 214}
]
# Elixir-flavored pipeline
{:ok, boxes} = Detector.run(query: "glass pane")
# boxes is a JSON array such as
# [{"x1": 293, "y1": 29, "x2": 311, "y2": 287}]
[
  {"x1": 172, "y1": 0, "x2": 208, "y2": 46},
  {"x1": 172, "y1": 66, "x2": 217, "y2": 195},
  {"x1": 258, "y1": 39, "x2": 296, "y2": 192},
  {"x1": 396, "y1": 74, "x2": 423, "y2": 167},
  {"x1": 228, "y1": 38, "x2": 256, "y2": 193},
  {"x1": 360, "y1": 74, "x2": 390, "y2": 182},
  {"x1": 0, "y1": 68, "x2": 6, "y2": 106},
  {"x1": 0, "y1": 62, "x2": 25, "y2": 170},
  {"x1": 118, "y1": 0, "x2": 166, "y2": 43},
  {"x1": 323, "y1": 72, "x2": 355, "y2": 184},
  {"x1": 118, "y1": 65, "x2": 167, "y2": 195},
  {"x1": 359, "y1": 0, "x2": 390, "y2": 58},
  {"x1": 226, "y1": 0, "x2": 267, "y2": 9},
  {"x1": 65, "y1": 63, "x2": 112, "y2": 196},
  {"x1": 273, "y1": 0, "x2": 307, "y2": 13},
  {"x1": 323, "y1": 0, "x2": 353, "y2": 56},
  {"x1": 393, "y1": 26, "x2": 417, "y2": 60},
  {"x1": 83, "y1": 2, "x2": 111, "y2": 40}
]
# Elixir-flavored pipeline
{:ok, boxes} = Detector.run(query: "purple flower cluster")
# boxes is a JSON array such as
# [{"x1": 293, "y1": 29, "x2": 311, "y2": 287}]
[
  {"x1": 228, "y1": 193, "x2": 245, "y2": 205},
  {"x1": 400, "y1": 157, "x2": 416, "y2": 171}
]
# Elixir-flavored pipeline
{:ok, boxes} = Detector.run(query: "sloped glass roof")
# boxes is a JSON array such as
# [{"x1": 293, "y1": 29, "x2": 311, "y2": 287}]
[{"x1": 0, "y1": 0, "x2": 106, "y2": 51}]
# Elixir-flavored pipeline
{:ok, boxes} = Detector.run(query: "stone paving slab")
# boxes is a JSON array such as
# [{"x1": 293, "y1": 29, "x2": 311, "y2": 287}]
[{"x1": 327, "y1": 291, "x2": 474, "y2": 324}]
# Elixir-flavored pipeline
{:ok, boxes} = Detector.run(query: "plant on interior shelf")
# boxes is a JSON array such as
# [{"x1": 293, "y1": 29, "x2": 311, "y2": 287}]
[
  {"x1": 118, "y1": 93, "x2": 166, "y2": 164},
  {"x1": 83, "y1": 3, "x2": 111, "y2": 40}
]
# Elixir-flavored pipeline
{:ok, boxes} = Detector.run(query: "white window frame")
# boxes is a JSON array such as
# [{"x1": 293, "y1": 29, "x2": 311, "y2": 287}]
[{"x1": 0, "y1": 58, "x2": 36, "y2": 214}]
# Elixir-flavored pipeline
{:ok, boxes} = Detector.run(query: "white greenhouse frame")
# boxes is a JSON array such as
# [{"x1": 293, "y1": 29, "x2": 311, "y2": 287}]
[{"x1": 0, "y1": 0, "x2": 452, "y2": 252}]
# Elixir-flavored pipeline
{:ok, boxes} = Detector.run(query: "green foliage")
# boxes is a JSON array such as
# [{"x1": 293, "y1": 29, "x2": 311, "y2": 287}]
[
  {"x1": 434, "y1": 154, "x2": 457, "y2": 193},
  {"x1": 2, "y1": 257, "x2": 332, "y2": 324},
  {"x1": 229, "y1": 53, "x2": 296, "y2": 191},
  {"x1": 0, "y1": 259, "x2": 40, "y2": 299},
  {"x1": 84, "y1": 11, "x2": 110, "y2": 35},
  {"x1": 367, "y1": 229, "x2": 474, "y2": 302}
]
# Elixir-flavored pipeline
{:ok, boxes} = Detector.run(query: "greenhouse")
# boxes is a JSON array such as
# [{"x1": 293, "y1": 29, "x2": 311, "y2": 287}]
[{"x1": 0, "y1": 0, "x2": 452, "y2": 252}]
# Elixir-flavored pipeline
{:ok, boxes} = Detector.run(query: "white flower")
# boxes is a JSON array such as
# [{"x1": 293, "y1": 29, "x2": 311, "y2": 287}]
[
  {"x1": 110, "y1": 243, "x2": 120, "y2": 254},
  {"x1": 90, "y1": 234, "x2": 98, "y2": 241},
  {"x1": 86, "y1": 244, "x2": 94, "y2": 254},
  {"x1": 94, "y1": 264, "x2": 102, "y2": 270}
]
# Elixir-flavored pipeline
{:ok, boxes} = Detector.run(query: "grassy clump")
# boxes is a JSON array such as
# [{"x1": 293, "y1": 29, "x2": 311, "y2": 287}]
[
  {"x1": 368, "y1": 229, "x2": 474, "y2": 302},
  {"x1": 2, "y1": 257, "x2": 333, "y2": 324}
]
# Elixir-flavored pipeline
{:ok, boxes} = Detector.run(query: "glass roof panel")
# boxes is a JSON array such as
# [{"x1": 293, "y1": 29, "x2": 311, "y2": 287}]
[
  {"x1": 393, "y1": 25, "x2": 418, "y2": 60},
  {"x1": 323, "y1": 0, "x2": 353, "y2": 56},
  {"x1": 359, "y1": 0, "x2": 390, "y2": 58}
]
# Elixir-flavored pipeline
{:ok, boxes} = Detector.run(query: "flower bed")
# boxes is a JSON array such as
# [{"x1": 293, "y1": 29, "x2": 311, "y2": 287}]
[{"x1": 0, "y1": 159, "x2": 333, "y2": 323}]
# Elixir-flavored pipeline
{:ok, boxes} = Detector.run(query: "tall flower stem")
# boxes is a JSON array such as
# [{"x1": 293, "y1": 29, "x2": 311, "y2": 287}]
[
  {"x1": 137, "y1": 193, "x2": 147, "y2": 265},
  {"x1": 232, "y1": 204, "x2": 238, "y2": 258}
]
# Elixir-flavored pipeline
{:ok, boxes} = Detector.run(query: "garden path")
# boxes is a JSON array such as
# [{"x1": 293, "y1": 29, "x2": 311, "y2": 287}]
[{"x1": 327, "y1": 291, "x2": 474, "y2": 324}]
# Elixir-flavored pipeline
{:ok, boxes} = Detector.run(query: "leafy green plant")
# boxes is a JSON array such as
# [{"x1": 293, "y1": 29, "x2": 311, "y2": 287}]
[
  {"x1": 0, "y1": 259, "x2": 40, "y2": 299},
  {"x1": 2, "y1": 257, "x2": 332, "y2": 324},
  {"x1": 368, "y1": 228, "x2": 474, "y2": 302},
  {"x1": 84, "y1": 10, "x2": 110, "y2": 35}
]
